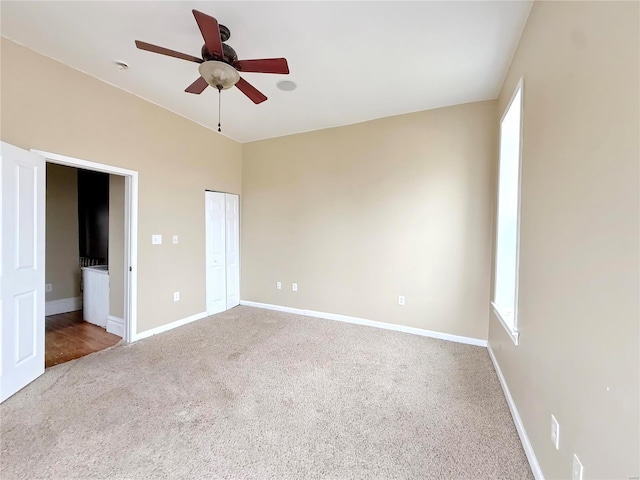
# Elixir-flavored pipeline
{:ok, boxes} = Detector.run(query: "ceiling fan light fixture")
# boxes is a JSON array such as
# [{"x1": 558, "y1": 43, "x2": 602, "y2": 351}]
[{"x1": 198, "y1": 60, "x2": 239, "y2": 90}]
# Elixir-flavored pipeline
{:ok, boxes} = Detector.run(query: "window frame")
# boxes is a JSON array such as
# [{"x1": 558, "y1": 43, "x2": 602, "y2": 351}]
[{"x1": 492, "y1": 78, "x2": 524, "y2": 346}]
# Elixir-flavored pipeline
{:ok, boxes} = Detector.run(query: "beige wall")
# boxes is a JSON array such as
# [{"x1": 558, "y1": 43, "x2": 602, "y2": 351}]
[
  {"x1": 242, "y1": 101, "x2": 497, "y2": 340},
  {"x1": 45, "y1": 163, "x2": 80, "y2": 302},
  {"x1": 1, "y1": 38, "x2": 243, "y2": 333},
  {"x1": 489, "y1": 2, "x2": 639, "y2": 479},
  {"x1": 109, "y1": 174, "x2": 125, "y2": 319}
]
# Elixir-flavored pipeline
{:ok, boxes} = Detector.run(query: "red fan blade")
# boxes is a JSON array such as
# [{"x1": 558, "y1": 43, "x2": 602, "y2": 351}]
[
  {"x1": 192, "y1": 10, "x2": 223, "y2": 59},
  {"x1": 235, "y1": 58, "x2": 289, "y2": 74},
  {"x1": 135, "y1": 40, "x2": 202, "y2": 63},
  {"x1": 185, "y1": 77, "x2": 209, "y2": 94},
  {"x1": 235, "y1": 77, "x2": 267, "y2": 104}
]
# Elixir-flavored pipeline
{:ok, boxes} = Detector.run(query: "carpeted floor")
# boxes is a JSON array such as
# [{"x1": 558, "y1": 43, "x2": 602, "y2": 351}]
[{"x1": 0, "y1": 306, "x2": 532, "y2": 479}]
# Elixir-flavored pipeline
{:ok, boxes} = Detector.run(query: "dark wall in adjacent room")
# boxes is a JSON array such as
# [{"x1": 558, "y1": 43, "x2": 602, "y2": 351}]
[{"x1": 78, "y1": 169, "x2": 109, "y2": 262}]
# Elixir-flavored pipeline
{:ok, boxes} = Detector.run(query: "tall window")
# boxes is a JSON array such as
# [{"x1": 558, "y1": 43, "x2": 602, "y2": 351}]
[{"x1": 493, "y1": 81, "x2": 523, "y2": 344}]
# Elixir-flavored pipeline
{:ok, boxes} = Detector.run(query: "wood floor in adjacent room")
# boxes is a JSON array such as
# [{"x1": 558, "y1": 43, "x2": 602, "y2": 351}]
[{"x1": 45, "y1": 310, "x2": 121, "y2": 368}]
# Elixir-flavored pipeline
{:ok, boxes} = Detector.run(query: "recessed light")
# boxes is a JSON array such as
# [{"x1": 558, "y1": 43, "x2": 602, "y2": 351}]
[
  {"x1": 276, "y1": 80, "x2": 297, "y2": 91},
  {"x1": 114, "y1": 60, "x2": 129, "y2": 70}
]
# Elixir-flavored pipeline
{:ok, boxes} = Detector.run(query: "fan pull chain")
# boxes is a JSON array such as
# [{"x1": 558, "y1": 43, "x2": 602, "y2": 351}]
[{"x1": 217, "y1": 86, "x2": 222, "y2": 132}]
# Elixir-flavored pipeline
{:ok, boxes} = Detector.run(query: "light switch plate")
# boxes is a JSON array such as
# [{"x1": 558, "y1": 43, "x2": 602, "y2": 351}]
[
  {"x1": 292, "y1": 283, "x2": 298, "y2": 292},
  {"x1": 173, "y1": 235, "x2": 179, "y2": 244},
  {"x1": 173, "y1": 291, "x2": 180, "y2": 302},
  {"x1": 152, "y1": 234, "x2": 162, "y2": 245},
  {"x1": 572, "y1": 454, "x2": 583, "y2": 480}
]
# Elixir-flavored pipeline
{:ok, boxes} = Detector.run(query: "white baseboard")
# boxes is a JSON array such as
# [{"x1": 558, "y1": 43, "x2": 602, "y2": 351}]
[
  {"x1": 45, "y1": 296, "x2": 82, "y2": 316},
  {"x1": 106, "y1": 315, "x2": 124, "y2": 338},
  {"x1": 239, "y1": 300, "x2": 487, "y2": 347},
  {"x1": 487, "y1": 344, "x2": 544, "y2": 480},
  {"x1": 133, "y1": 311, "x2": 208, "y2": 341}
]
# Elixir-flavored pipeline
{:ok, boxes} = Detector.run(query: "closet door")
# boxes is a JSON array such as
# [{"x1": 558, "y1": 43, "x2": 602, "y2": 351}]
[
  {"x1": 225, "y1": 194, "x2": 240, "y2": 309},
  {"x1": 205, "y1": 192, "x2": 226, "y2": 315}
]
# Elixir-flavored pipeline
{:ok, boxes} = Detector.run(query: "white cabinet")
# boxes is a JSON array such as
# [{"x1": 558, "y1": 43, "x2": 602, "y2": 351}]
[{"x1": 82, "y1": 265, "x2": 109, "y2": 328}]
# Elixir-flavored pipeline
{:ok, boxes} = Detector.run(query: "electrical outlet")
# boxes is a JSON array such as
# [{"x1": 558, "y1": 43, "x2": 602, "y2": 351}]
[
  {"x1": 173, "y1": 235, "x2": 179, "y2": 244},
  {"x1": 292, "y1": 283, "x2": 298, "y2": 292},
  {"x1": 152, "y1": 234, "x2": 162, "y2": 245},
  {"x1": 572, "y1": 454, "x2": 583, "y2": 480},
  {"x1": 276, "y1": 282, "x2": 282, "y2": 290},
  {"x1": 173, "y1": 291, "x2": 180, "y2": 302},
  {"x1": 551, "y1": 415, "x2": 560, "y2": 450},
  {"x1": 398, "y1": 295, "x2": 405, "y2": 306},
  {"x1": 45, "y1": 284, "x2": 52, "y2": 292}
]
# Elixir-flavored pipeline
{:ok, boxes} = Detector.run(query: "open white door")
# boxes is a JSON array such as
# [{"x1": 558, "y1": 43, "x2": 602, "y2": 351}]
[
  {"x1": 0, "y1": 142, "x2": 45, "y2": 403},
  {"x1": 225, "y1": 194, "x2": 240, "y2": 309},
  {"x1": 205, "y1": 192, "x2": 227, "y2": 315}
]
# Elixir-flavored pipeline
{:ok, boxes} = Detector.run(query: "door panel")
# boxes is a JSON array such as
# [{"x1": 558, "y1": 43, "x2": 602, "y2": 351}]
[
  {"x1": 205, "y1": 192, "x2": 226, "y2": 315},
  {"x1": 225, "y1": 194, "x2": 240, "y2": 309},
  {"x1": 15, "y1": 291, "x2": 37, "y2": 364},
  {"x1": 17, "y1": 164, "x2": 37, "y2": 269},
  {"x1": 1, "y1": 142, "x2": 45, "y2": 403},
  {"x1": 210, "y1": 266, "x2": 225, "y2": 303}
]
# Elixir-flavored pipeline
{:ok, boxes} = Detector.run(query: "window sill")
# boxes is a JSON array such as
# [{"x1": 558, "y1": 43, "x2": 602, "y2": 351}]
[{"x1": 491, "y1": 302, "x2": 520, "y2": 346}]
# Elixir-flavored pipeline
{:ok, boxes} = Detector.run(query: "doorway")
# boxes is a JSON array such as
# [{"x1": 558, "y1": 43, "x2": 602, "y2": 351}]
[
  {"x1": 44, "y1": 164, "x2": 123, "y2": 367},
  {"x1": 0, "y1": 144, "x2": 139, "y2": 402},
  {"x1": 205, "y1": 191, "x2": 240, "y2": 315}
]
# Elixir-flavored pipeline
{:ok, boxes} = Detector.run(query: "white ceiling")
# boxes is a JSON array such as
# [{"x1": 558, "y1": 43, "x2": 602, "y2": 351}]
[{"x1": 1, "y1": 1, "x2": 532, "y2": 143}]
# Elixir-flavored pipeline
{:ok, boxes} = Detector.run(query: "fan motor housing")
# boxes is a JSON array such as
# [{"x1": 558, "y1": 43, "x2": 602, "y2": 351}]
[
  {"x1": 202, "y1": 43, "x2": 238, "y2": 65},
  {"x1": 201, "y1": 24, "x2": 237, "y2": 65}
]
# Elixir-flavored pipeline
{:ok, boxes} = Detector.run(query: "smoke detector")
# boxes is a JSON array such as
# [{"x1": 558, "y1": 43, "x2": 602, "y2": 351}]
[{"x1": 114, "y1": 60, "x2": 129, "y2": 70}]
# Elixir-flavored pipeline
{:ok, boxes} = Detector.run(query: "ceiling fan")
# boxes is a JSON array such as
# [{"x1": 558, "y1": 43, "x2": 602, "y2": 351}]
[{"x1": 135, "y1": 9, "x2": 289, "y2": 108}]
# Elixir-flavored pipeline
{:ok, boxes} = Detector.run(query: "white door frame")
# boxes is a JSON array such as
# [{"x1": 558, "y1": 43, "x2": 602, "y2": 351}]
[
  {"x1": 31, "y1": 150, "x2": 138, "y2": 342},
  {"x1": 225, "y1": 193, "x2": 240, "y2": 310}
]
